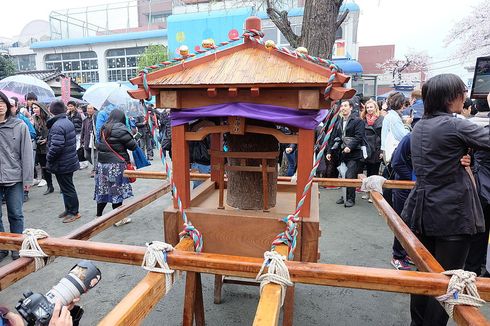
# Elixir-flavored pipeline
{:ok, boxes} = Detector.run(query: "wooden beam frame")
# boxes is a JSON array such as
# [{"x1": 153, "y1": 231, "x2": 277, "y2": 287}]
[
  {"x1": 1, "y1": 234, "x2": 490, "y2": 301},
  {"x1": 0, "y1": 183, "x2": 171, "y2": 291},
  {"x1": 370, "y1": 191, "x2": 490, "y2": 326},
  {"x1": 99, "y1": 238, "x2": 195, "y2": 326},
  {"x1": 123, "y1": 171, "x2": 415, "y2": 190}
]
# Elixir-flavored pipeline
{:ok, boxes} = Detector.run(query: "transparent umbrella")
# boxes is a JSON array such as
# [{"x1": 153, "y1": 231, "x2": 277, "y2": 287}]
[
  {"x1": 0, "y1": 75, "x2": 55, "y2": 103},
  {"x1": 82, "y1": 82, "x2": 144, "y2": 116}
]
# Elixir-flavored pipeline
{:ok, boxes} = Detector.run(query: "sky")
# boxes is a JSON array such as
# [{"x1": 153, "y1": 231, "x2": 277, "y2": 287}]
[{"x1": 0, "y1": 0, "x2": 482, "y2": 74}]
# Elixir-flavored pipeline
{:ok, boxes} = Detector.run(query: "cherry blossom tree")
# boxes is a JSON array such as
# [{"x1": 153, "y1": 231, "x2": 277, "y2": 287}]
[
  {"x1": 377, "y1": 51, "x2": 430, "y2": 87},
  {"x1": 445, "y1": 0, "x2": 490, "y2": 60}
]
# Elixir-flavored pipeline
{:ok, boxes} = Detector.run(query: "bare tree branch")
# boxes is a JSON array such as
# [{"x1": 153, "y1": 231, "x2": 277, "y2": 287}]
[
  {"x1": 265, "y1": 0, "x2": 300, "y2": 47},
  {"x1": 336, "y1": 9, "x2": 349, "y2": 30}
]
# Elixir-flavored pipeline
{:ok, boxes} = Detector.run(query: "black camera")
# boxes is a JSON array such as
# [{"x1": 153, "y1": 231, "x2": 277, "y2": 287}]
[
  {"x1": 331, "y1": 137, "x2": 342, "y2": 151},
  {"x1": 16, "y1": 260, "x2": 101, "y2": 326}
]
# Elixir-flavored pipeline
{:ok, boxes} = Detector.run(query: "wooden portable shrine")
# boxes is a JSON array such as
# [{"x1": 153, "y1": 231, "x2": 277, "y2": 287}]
[{"x1": 128, "y1": 16, "x2": 355, "y2": 265}]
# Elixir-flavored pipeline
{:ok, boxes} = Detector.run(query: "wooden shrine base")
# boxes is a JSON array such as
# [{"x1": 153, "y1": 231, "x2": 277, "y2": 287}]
[{"x1": 164, "y1": 180, "x2": 320, "y2": 262}]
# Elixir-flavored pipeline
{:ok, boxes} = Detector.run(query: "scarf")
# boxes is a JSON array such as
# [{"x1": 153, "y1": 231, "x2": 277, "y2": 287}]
[{"x1": 366, "y1": 113, "x2": 378, "y2": 126}]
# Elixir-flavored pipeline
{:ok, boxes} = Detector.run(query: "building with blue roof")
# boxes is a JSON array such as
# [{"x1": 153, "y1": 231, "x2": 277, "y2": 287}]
[{"x1": 10, "y1": 0, "x2": 363, "y2": 87}]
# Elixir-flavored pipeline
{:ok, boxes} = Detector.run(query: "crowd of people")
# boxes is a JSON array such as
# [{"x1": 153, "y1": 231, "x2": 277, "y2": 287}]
[
  {"x1": 0, "y1": 93, "x2": 173, "y2": 258},
  {"x1": 1, "y1": 72, "x2": 490, "y2": 325}
]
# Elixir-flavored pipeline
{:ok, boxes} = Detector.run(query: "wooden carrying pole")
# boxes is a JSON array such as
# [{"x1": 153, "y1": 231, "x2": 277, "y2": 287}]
[
  {"x1": 370, "y1": 191, "x2": 490, "y2": 326},
  {"x1": 123, "y1": 171, "x2": 415, "y2": 189},
  {"x1": 1, "y1": 233, "x2": 490, "y2": 301},
  {"x1": 253, "y1": 245, "x2": 290, "y2": 326},
  {"x1": 99, "y1": 238, "x2": 195, "y2": 326},
  {"x1": 0, "y1": 183, "x2": 171, "y2": 291}
]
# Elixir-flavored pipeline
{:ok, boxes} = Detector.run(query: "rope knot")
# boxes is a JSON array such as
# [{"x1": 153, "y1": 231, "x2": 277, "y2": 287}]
[
  {"x1": 256, "y1": 251, "x2": 293, "y2": 306},
  {"x1": 142, "y1": 241, "x2": 175, "y2": 293},
  {"x1": 20, "y1": 229, "x2": 51, "y2": 271},
  {"x1": 360, "y1": 175, "x2": 387, "y2": 194},
  {"x1": 436, "y1": 269, "x2": 485, "y2": 319}
]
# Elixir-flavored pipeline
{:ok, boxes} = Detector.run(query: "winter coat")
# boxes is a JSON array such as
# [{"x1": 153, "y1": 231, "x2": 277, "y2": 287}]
[
  {"x1": 97, "y1": 122, "x2": 137, "y2": 164},
  {"x1": 80, "y1": 114, "x2": 96, "y2": 151},
  {"x1": 363, "y1": 115, "x2": 383, "y2": 164},
  {"x1": 401, "y1": 112, "x2": 490, "y2": 237},
  {"x1": 327, "y1": 115, "x2": 365, "y2": 162},
  {"x1": 34, "y1": 116, "x2": 49, "y2": 155},
  {"x1": 46, "y1": 114, "x2": 79, "y2": 174},
  {"x1": 0, "y1": 117, "x2": 34, "y2": 185},
  {"x1": 67, "y1": 110, "x2": 83, "y2": 134}
]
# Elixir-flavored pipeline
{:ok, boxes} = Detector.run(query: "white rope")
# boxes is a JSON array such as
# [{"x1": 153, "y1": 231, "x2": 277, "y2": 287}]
[
  {"x1": 436, "y1": 269, "x2": 485, "y2": 319},
  {"x1": 142, "y1": 241, "x2": 175, "y2": 294},
  {"x1": 19, "y1": 229, "x2": 51, "y2": 271},
  {"x1": 255, "y1": 251, "x2": 293, "y2": 306},
  {"x1": 360, "y1": 175, "x2": 386, "y2": 194}
]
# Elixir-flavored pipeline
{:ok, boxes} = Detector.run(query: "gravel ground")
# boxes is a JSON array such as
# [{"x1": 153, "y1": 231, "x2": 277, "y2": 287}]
[{"x1": 1, "y1": 163, "x2": 488, "y2": 325}]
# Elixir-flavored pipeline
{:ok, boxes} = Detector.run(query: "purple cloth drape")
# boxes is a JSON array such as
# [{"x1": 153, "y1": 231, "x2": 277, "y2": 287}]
[{"x1": 170, "y1": 102, "x2": 328, "y2": 130}]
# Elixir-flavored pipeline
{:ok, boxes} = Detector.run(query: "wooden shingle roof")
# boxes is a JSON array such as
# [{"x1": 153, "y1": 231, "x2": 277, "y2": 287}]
[{"x1": 149, "y1": 46, "x2": 332, "y2": 88}]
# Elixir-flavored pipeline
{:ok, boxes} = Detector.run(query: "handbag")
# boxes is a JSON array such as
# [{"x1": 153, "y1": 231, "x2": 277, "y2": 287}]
[{"x1": 102, "y1": 132, "x2": 136, "y2": 183}]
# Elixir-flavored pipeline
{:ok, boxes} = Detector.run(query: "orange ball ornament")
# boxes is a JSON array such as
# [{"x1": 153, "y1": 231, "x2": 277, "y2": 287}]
[
  {"x1": 179, "y1": 45, "x2": 189, "y2": 56},
  {"x1": 265, "y1": 40, "x2": 276, "y2": 51},
  {"x1": 296, "y1": 47, "x2": 308, "y2": 55},
  {"x1": 201, "y1": 39, "x2": 215, "y2": 49}
]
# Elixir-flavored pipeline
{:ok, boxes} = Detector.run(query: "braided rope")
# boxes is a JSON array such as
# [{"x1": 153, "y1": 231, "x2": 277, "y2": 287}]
[
  {"x1": 272, "y1": 106, "x2": 341, "y2": 259},
  {"x1": 436, "y1": 269, "x2": 485, "y2": 319},
  {"x1": 140, "y1": 102, "x2": 203, "y2": 252},
  {"x1": 19, "y1": 229, "x2": 52, "y2": 271},
  {"x1": 255, "y1": 251, "x2": 293, "y2": 306},
  {"x1": 142, "y1": 241, "x2": 176, "y2": 294}
]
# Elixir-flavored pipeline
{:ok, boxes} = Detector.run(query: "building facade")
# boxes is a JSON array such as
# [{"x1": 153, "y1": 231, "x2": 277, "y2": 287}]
[{"x1": 5, "y1": 0, "x2": 363, "y2": 88}]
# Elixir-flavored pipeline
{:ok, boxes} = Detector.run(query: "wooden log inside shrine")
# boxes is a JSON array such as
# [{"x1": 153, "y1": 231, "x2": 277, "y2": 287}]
[
  {"x1": 123, "y1": 170, "x2": 415, "y2": 190},
  {"x1": 1, "y1": 233, "x2": 490, "y2": 302},
  {"x1": 98, "y1": 238, "x2": 195, "y2": 326},
  {"x1": 253, "y1": 245, "x2": 289, "y2": 326},
  {"x1": 0, "y1": 183, "x2": 171, "y2": 291},
  {"x1": 370, "y1": 191, "x2": 490, "y2": 326}
]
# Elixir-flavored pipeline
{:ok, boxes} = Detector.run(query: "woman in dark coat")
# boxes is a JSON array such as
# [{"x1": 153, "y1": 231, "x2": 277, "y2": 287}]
[
  {"x1": 32, "y1": 102, "x2": 54, "y2": 195},
  {"x1": 361, "y1": 99, "x2": 383, "y2": 178},
  {"x1": 401, "y1": 74, "x2": 490, "y2": 326},
  {"x1": 95, "y1": 109, "x2": 137, "y2": 223}
]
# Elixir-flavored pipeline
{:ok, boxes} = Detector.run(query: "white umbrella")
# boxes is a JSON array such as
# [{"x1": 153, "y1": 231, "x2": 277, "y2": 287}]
[
  {"x1": 83, "y1": 82, "x2": 136, "y2": 109},
  {"x1": 0, "y1": 75, "x2": 55, "y2": 103}
]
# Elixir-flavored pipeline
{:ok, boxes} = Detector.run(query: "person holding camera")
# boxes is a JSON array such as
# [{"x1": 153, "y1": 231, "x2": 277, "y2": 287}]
[{"x1": 326, "y1": 99, "x2": 365, "y2": 207}]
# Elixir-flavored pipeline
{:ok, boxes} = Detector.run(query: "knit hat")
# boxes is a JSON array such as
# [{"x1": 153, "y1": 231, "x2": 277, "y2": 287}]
[
  {"x1": 0, "y1": 91, "x2": 12, "y2": 111},
  {"x1": 49, "y1": 100, "x2": 66, "y2": 115}
]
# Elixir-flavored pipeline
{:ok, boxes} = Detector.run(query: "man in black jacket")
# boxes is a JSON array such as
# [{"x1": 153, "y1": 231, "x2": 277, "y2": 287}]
[
  {"x1": 47, "y1": 101, "x2": 80, "y2": 223},
  {"x1": 327, "y1": 99, "x2": 365, "y2": 207}
]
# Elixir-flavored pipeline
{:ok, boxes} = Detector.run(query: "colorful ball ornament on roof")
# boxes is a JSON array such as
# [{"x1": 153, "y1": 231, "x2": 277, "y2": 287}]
[
  {"x1": 201, "y1": 39, "x2": 215, "y2": 49},
  {"x1": 296, "y1": 47, "x2": 308, "y2": 55},
  {"x1": 179, "y1": 45, "x2": 189, "y2": 57},
  {"x1": 265, "y1": 40, "x2": 276, "y2": 51}
]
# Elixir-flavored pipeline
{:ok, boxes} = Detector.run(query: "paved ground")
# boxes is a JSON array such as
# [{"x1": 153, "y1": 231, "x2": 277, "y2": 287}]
[{"x1": 1, "y1": 163, "x2": 489, "y2": 325}]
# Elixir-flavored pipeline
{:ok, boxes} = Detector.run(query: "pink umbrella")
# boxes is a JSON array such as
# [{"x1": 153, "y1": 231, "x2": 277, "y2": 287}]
[{"x1": 0, "y1": 90, "x2": 26, "y2": 104}]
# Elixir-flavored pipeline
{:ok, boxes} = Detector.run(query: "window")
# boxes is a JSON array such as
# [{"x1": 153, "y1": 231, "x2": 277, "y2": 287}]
[
  {"x1": 150, "y1": 13, "x2": 169, "y2": 24},
  {"x1": 336, "y1": 27, "x2": 343, "y2": 40},
  {"x1": 106, "y1": 47, "x2": 145, "y2": 82},
  {"x1": 45, "y1": 51, "x2": 99, "y2": 83},
  {"x1": 13, "y1": 54, "x2": 36, "y2": 71}
]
